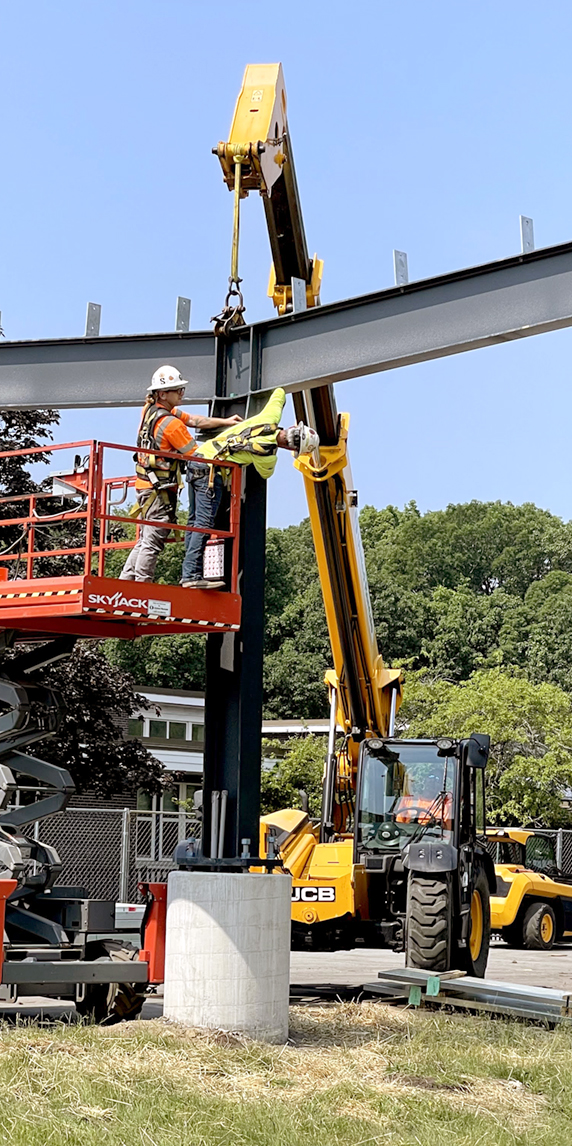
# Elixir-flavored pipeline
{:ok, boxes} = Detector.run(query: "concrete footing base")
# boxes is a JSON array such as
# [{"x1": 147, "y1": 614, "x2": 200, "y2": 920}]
[{"x1": 163, "y1": 870, "x2": 292, "y2": 1043}]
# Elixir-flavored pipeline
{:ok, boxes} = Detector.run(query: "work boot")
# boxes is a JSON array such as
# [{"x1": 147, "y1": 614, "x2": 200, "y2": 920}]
[{"x1": 182, "y1": 578, "x2": 225, "y2": 590}]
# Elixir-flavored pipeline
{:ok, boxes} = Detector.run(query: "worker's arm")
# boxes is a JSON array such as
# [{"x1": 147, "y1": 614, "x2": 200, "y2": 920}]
[{"x1": 173, "y1": 408, "x2": 242, "y2": 431}]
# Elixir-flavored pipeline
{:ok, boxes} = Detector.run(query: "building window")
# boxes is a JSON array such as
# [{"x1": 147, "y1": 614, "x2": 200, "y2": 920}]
[
  {"x1": 168, "y1": 722, "x2": 187, "y2": 742},
  {"x1": 162, "y1": 788, "x2": 180, "y2": 814},
  {"x1": 192, "y1": 723, "x2": 205, "y2": 743},
  {"x1": 149, "y1": 719, "x2": 168, "y2": 740},
  {"x1": 128, "y1": 718, "x2": 144, "y2": 738},
  {"x1": 137, "y1": 789, "x2": 153, "y2": 811}
]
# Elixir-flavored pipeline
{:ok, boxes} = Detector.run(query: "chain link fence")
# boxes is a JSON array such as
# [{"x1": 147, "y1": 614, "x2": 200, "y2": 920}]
[
  {"x1": 36, "y1": 807, "x2": 202, "y2": 902},
  {"x1": 33, "y1": 812, "x2": 572, "y2": 904},
  {"x1": 529, "y1": 828, "x2": 572, "y2": 874}
]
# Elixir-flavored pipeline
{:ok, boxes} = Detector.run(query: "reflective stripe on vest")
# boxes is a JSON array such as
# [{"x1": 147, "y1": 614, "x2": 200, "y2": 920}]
[{"x1": 135, "y1": 403, "x2": 182, "y2": 488}]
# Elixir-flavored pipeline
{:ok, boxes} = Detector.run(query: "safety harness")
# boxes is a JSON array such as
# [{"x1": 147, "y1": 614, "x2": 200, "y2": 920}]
[
  {"x1": 129, "y1": 401, "x2": 184, "y2": 519},
  {"x1": 207, "y1": 422, "x2": 279, "y2": 462}
]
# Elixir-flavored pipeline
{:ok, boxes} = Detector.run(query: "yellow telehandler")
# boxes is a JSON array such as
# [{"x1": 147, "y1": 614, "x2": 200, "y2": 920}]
[{"x1": 217, "y1": 64, "x2": 495, "y2": 975}]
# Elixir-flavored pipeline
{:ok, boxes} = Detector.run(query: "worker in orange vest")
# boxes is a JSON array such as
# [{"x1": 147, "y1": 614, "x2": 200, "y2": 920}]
[{"x1": 120, "y1": 365, "x2": 241, "y2": 584}]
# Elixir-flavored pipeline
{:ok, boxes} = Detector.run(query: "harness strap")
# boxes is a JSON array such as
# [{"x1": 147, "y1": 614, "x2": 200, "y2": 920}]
[
  {"x1": 135, "y1": 402, "x2": 184, "y2": 489},
  {"x1": 128, "y1": 486, "x2": 174, "y2": 519},
  {"x1": 209, "y1": 422, "x2": 278, "y2": 461}
]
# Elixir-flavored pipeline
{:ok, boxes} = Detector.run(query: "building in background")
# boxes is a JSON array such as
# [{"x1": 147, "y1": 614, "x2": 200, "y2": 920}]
[
  {"x1": 130, "y1": 688, "x2": 206, "y2": 817},
  {"x1": 130, "y1": 687, "x2": 329, "y2": 811},
  {"x1": 26, "y1": 688, "x2": 329, "y2": 902}
]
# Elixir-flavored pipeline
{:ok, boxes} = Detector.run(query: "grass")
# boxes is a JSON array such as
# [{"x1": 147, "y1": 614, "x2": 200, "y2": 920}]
[{"x1": 0, "y1": 1002, "x2": 570, "y2": 1144}]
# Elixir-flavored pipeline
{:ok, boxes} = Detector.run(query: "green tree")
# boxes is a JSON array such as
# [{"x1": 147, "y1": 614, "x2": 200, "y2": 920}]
[
  {"x1": 105, "y1": 632, "x2": 206, "y2": 691},
  {"x1": 362, "y1": 499, "x2": 572, "y2": 597},
  {"x1": 399, "y1": 667, "x2": 572, "y2": 827},
  {"x1": 261, "y1": 735, "x2": 326, "y2": 816},
  {"x1": 263, "y1": 578, "x2": 330, "y2": 719},
  {"x1": 526, "y1": 571, "x2": 572, "y2": 693}
]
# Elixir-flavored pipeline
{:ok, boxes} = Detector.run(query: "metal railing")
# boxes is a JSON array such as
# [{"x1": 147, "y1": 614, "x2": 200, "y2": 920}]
[{"x1": 0, "y1": 438, "x2": 242, "y2": 588}]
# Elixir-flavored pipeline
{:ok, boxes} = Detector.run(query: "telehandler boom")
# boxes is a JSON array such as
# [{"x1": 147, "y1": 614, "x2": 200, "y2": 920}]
[{"x1": 216, "y1": 63, "x2": 495, "y2": 975}]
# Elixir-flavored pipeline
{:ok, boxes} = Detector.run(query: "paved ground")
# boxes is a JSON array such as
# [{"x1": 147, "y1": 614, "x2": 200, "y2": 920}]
[
  {"x1": 2, "y1": 941, "x2": 572, "y2": 1022},
  {"x1": 289, "y1": 940, "x2": 572, "y2": 992}
]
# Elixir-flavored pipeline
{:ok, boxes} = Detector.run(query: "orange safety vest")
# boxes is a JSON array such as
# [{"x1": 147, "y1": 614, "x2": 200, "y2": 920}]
[{"x1": 134, "y1": 401, "x2": 197, "y2": 491}]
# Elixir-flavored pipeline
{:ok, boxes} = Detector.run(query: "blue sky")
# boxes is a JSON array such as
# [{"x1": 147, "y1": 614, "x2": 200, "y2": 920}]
[{"x1": 2, "y1": 0, "x2": 572, "y2": 527}]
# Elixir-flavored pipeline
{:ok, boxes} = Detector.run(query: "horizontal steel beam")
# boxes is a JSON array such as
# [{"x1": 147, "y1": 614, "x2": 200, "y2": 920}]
[
  {"x1": 2, "y1": 241, "x2": 572, "y2": 409},
  {"x1": 0, "y1": 331, "x2": 215, "y2": 410}
]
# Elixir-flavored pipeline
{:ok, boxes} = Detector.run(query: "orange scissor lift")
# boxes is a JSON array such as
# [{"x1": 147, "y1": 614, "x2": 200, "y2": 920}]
[
  {"x1": 0, "y1": 438, "x2": 243, "y2": 1018},
  {"x1": 0, "y1": 438, "x2": 242, "y2": 640}
]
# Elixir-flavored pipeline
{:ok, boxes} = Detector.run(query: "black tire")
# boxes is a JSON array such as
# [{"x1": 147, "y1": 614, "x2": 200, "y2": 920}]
[
  {"x1": 523, "y1": 902, "x2": 556, "y2": 950},
  {"x1": 406, "y1": 874, "x2": 452, "y2": 972},
  {"x1": 501, "y1": 921, "x2": 525, "y2": 948},
  {"x1": 459, "y1": 863, "x2": 490, "y2": 978},
  {"x1": 76, "y1": 941, "x2": 147, "y2": 1025}
]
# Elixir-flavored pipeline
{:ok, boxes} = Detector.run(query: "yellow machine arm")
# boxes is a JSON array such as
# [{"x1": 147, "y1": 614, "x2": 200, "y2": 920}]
[
  {"x1": 215, "y1": 63, "x2": 323, "y2": 317},
  {"x1": 294, "y1": 388, "x2": 402, "y2": 750},
  {"x1": 216, "y1": 64, "x2": 402, "y2": 748}
]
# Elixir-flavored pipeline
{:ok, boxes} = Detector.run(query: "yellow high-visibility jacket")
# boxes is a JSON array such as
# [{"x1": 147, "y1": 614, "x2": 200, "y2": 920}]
[{"x1": 193, "y1": 389, "x2": 286, "y2": 479}]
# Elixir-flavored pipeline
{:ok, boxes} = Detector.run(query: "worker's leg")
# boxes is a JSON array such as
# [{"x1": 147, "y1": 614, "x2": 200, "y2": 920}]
[
  {"x1": 120, "y1": 492, "x2": 172, "y2": 582},
  {"x1": 181, "y1": 463, "x2": 223, "y2": 584}
]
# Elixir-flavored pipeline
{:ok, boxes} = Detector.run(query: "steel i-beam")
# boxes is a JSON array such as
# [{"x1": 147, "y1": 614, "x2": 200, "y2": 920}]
[{"x1": 1, "y1": 241, "x2": 572, "y2": 410}]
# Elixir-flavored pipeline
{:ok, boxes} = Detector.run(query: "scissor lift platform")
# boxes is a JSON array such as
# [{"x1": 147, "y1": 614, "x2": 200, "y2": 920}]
[
  {"x1": 0, "y1": 438, "x2": 243, "y2": 642},
  {"x1": 0, "y1": 574, "x2": 241, "y2": 641}
]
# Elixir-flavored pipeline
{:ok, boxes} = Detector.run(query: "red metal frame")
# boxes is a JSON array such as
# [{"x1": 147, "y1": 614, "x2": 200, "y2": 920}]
[
  {"x1": 138, "y1": 882, "x2": 167, "y2": 984},
  {"x1": 0, "y1": 440, "x2": 243, "y2": 640},
  {"x1": 0, "y1": 881, "x2": 17, "y2": 977}
]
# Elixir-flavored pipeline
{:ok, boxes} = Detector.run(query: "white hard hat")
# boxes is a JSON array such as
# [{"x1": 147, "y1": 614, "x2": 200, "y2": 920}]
[
  {"x1": 148, "y1": 365, "x2": 189, "y2": 394},
  {"x1": 285, "y1": 422, "x2": 320, "y2": 458}
]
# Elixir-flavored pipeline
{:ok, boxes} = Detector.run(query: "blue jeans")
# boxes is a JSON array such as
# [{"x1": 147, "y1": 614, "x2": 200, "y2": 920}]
[{"x1": 181, "y1": 463, "x2": 223, "y2": 582}]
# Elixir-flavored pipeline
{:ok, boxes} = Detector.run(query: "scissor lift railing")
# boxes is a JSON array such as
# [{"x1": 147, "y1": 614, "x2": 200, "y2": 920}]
[{"x1": 0, "y1": 439, "x2": 243, "y2": 641}]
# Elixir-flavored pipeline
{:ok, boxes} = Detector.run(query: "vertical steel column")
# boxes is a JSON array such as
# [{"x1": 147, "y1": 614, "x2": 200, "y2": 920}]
[{"x1": 202, "y1": 465, "x2": 267, "y2": 860}]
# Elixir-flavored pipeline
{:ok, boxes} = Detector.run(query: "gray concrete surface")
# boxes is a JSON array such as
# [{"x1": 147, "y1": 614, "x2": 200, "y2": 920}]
[
  {"x1": 289, "y1": 940, "x2": 572, "y2": 992},
  {"x1": 2, "y1": 942, "x2": 571, "y2": 1022}
]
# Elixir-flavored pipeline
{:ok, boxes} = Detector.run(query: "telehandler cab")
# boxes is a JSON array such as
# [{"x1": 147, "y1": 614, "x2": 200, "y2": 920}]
[
  {"x1": 488, "y1": 828, "x2": 572, "y2": 950},
  {"x1": 263, "y1": 735, "x2": 493, "y2": 975}
]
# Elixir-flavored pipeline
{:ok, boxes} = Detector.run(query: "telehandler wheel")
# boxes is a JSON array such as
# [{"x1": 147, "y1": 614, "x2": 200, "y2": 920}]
[
  {"x1": 523, "y1": 902, "x2": 556, "y2": 950},
  {"x1": 460, "y1": 863, "x2": 490, "y2": 978},
  {"x1": 405, "y1": 873, "x2": 452, "y2": 972},
  {"x1": 501, "y1": 922, "x2": 525, "y2": 948},
  {"x1": 76, "y1": 941, "x2": 147, "y2": 1025}
]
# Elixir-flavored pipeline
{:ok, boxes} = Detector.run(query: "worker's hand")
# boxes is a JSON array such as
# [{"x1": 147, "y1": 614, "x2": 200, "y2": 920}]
[{"x1": 226, "y1": 414, "x2": 243, "y2": 425}]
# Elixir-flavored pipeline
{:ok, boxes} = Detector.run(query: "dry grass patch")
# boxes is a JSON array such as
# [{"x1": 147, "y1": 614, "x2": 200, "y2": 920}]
[{"x1": 0, "y1": 1002, "x2": 569, "y2": 1144}]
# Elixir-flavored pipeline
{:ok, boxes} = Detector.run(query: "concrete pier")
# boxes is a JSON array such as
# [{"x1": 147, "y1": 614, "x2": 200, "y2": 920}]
[{"x1": 163, "y1": 871, "x2": 292, "y2": 1043}]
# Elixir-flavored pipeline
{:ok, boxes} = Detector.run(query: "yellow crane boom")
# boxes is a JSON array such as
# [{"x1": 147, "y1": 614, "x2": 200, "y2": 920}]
[{"x1": 215, "y1": 63, "x2": 401, "y2": 747}]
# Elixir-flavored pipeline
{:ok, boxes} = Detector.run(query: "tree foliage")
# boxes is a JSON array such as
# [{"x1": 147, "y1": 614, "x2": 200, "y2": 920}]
[
  {"x1": 399, "y1": 668, "x2": 572, "y2": 827},
  {"x1": 37, "y1": 644, "x2": 163, "y2": 796},
  {"x1": 261, "y1": 736, "x2": 325, "y2": 817}
]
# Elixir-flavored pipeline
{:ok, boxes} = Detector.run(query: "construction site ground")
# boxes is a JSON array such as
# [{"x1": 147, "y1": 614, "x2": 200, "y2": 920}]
[
  {"x1": 1, "y1": 999, "x2": 571, "y2": 1146},
  {"x1": 2, "y1": 941, "x2": 571, "y2": 1022},
  {"x1": 3, "y1": 945, "x2": 572, "y2": 1144}
]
